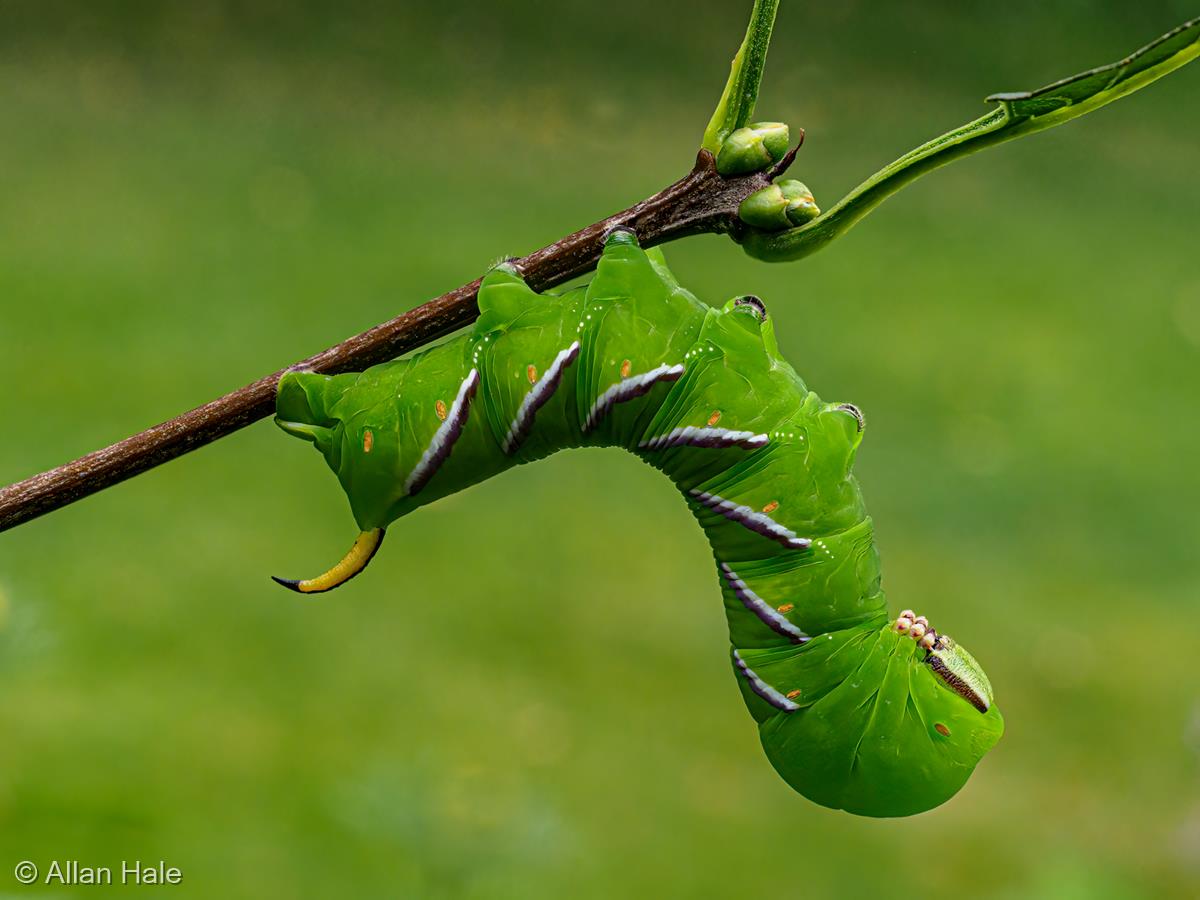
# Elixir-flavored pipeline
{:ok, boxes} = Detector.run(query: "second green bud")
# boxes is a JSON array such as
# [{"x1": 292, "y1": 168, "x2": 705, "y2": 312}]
[
  {"x1": 716, "y1": 122, "x2": 791, "y2": 175},
  {"x1": 738, "y1": 180, "x2": 821, "y2": 230}
]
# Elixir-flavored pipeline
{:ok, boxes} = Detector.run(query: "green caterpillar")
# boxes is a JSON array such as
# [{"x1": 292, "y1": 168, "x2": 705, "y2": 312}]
[{"x1": 274, "y1": 230, "x2": 1003, "y2": 817}]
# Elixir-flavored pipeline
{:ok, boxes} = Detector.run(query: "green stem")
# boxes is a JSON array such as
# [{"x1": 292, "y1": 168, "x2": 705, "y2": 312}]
[
  {"x1": 742, "y1": 15, "x2": 1200, "y2": 262},
  {"x1": 702, "y1": 0, "x2": 781, "y2": 154}
]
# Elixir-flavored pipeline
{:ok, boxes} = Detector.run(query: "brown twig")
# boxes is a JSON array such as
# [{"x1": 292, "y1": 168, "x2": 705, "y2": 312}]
[{"x1": 0, "y1": 148, "x2": 793, "y2": 532}]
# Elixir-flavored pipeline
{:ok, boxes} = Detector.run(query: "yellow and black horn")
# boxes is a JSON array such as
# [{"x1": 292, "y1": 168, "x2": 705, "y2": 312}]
[{"x1": 272, "y1": 529, "x2": 385, "y2": 594}]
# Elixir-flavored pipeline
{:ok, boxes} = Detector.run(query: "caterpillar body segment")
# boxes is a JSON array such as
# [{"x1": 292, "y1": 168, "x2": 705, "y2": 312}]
[
  {"x1": 274, "y1": 231, "x2": 1003, "y2": 817},
  {"x1": 574, "y1": 231, "x2": 704, "y2": 447}
]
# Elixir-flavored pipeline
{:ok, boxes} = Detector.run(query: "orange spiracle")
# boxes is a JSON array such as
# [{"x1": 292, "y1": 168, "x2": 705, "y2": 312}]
[
  {"x1": 362, "y1": 430, "x2": 374, "y2": 453},
  {"x1": 620, "y1": 359, "x2": 632, "y2": 377},
  {"x1": 527, "y1": 364, "x2": 538, "y2": 384},
  {"x1": 785, "y1": 689, "x2": 802, "y2": 699},
  {"x1": 707, "y1": 410, "x2": 722, "y2": 426},
  {"x1": 762, "y1": 500, "x2": 779, "y2": 514},
  {"x1": 435, "y1": 400, "x2": 448, "y2": 421},
  {"x1": 776, "y1": 602, "x2": 794, "y2": 614}
]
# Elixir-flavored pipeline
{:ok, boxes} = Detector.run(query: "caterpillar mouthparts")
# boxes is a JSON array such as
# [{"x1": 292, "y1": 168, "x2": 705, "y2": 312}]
[{"x1": 894, "y1": 609, "x2": 943, "y2": 650}]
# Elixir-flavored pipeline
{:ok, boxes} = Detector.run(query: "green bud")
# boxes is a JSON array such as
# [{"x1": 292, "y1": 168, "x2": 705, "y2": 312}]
[
  {"x1": 738, "y1": 179, "x2": 821, "y2": 230},
  {"x1": 716, "y1": 122, "x2": 790, "y2": 175},
  {"x1": 739, "y1": 184, "x2": 789, "y2": 229},
  {"x1": 777, "y1": 180, "x2": 820, "y2": 224}
]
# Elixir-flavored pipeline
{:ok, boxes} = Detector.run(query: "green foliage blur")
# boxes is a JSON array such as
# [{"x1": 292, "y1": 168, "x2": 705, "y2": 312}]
[{"x1": 2, "y1": 1, "x2": 1199, "y2": 897}]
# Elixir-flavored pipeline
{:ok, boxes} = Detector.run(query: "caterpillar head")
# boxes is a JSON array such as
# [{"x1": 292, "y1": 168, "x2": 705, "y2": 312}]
[
  {"x1": 929, "y1": 637, "x2": 993, "y2": 710},
  {"x1": 856, "y1": 610, "x2": 1004, "y2": 815},
  {"x1": 752, "y1": 614, "x2": 1003, "y2": 817},
  {"x1": 896, "y1": 610, "x2": 993, "y2": 713}
]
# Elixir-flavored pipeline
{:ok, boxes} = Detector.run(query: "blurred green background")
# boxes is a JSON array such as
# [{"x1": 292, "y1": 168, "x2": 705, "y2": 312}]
[{"x1": 2, "y1": 1, "x2": 1199, "y2": 897}]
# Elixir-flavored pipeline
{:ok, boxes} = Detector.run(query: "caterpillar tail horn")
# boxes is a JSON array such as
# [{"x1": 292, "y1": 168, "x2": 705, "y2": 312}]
[{"x1": 271, "y1": 529, "x2": 386, "y2": 594}]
